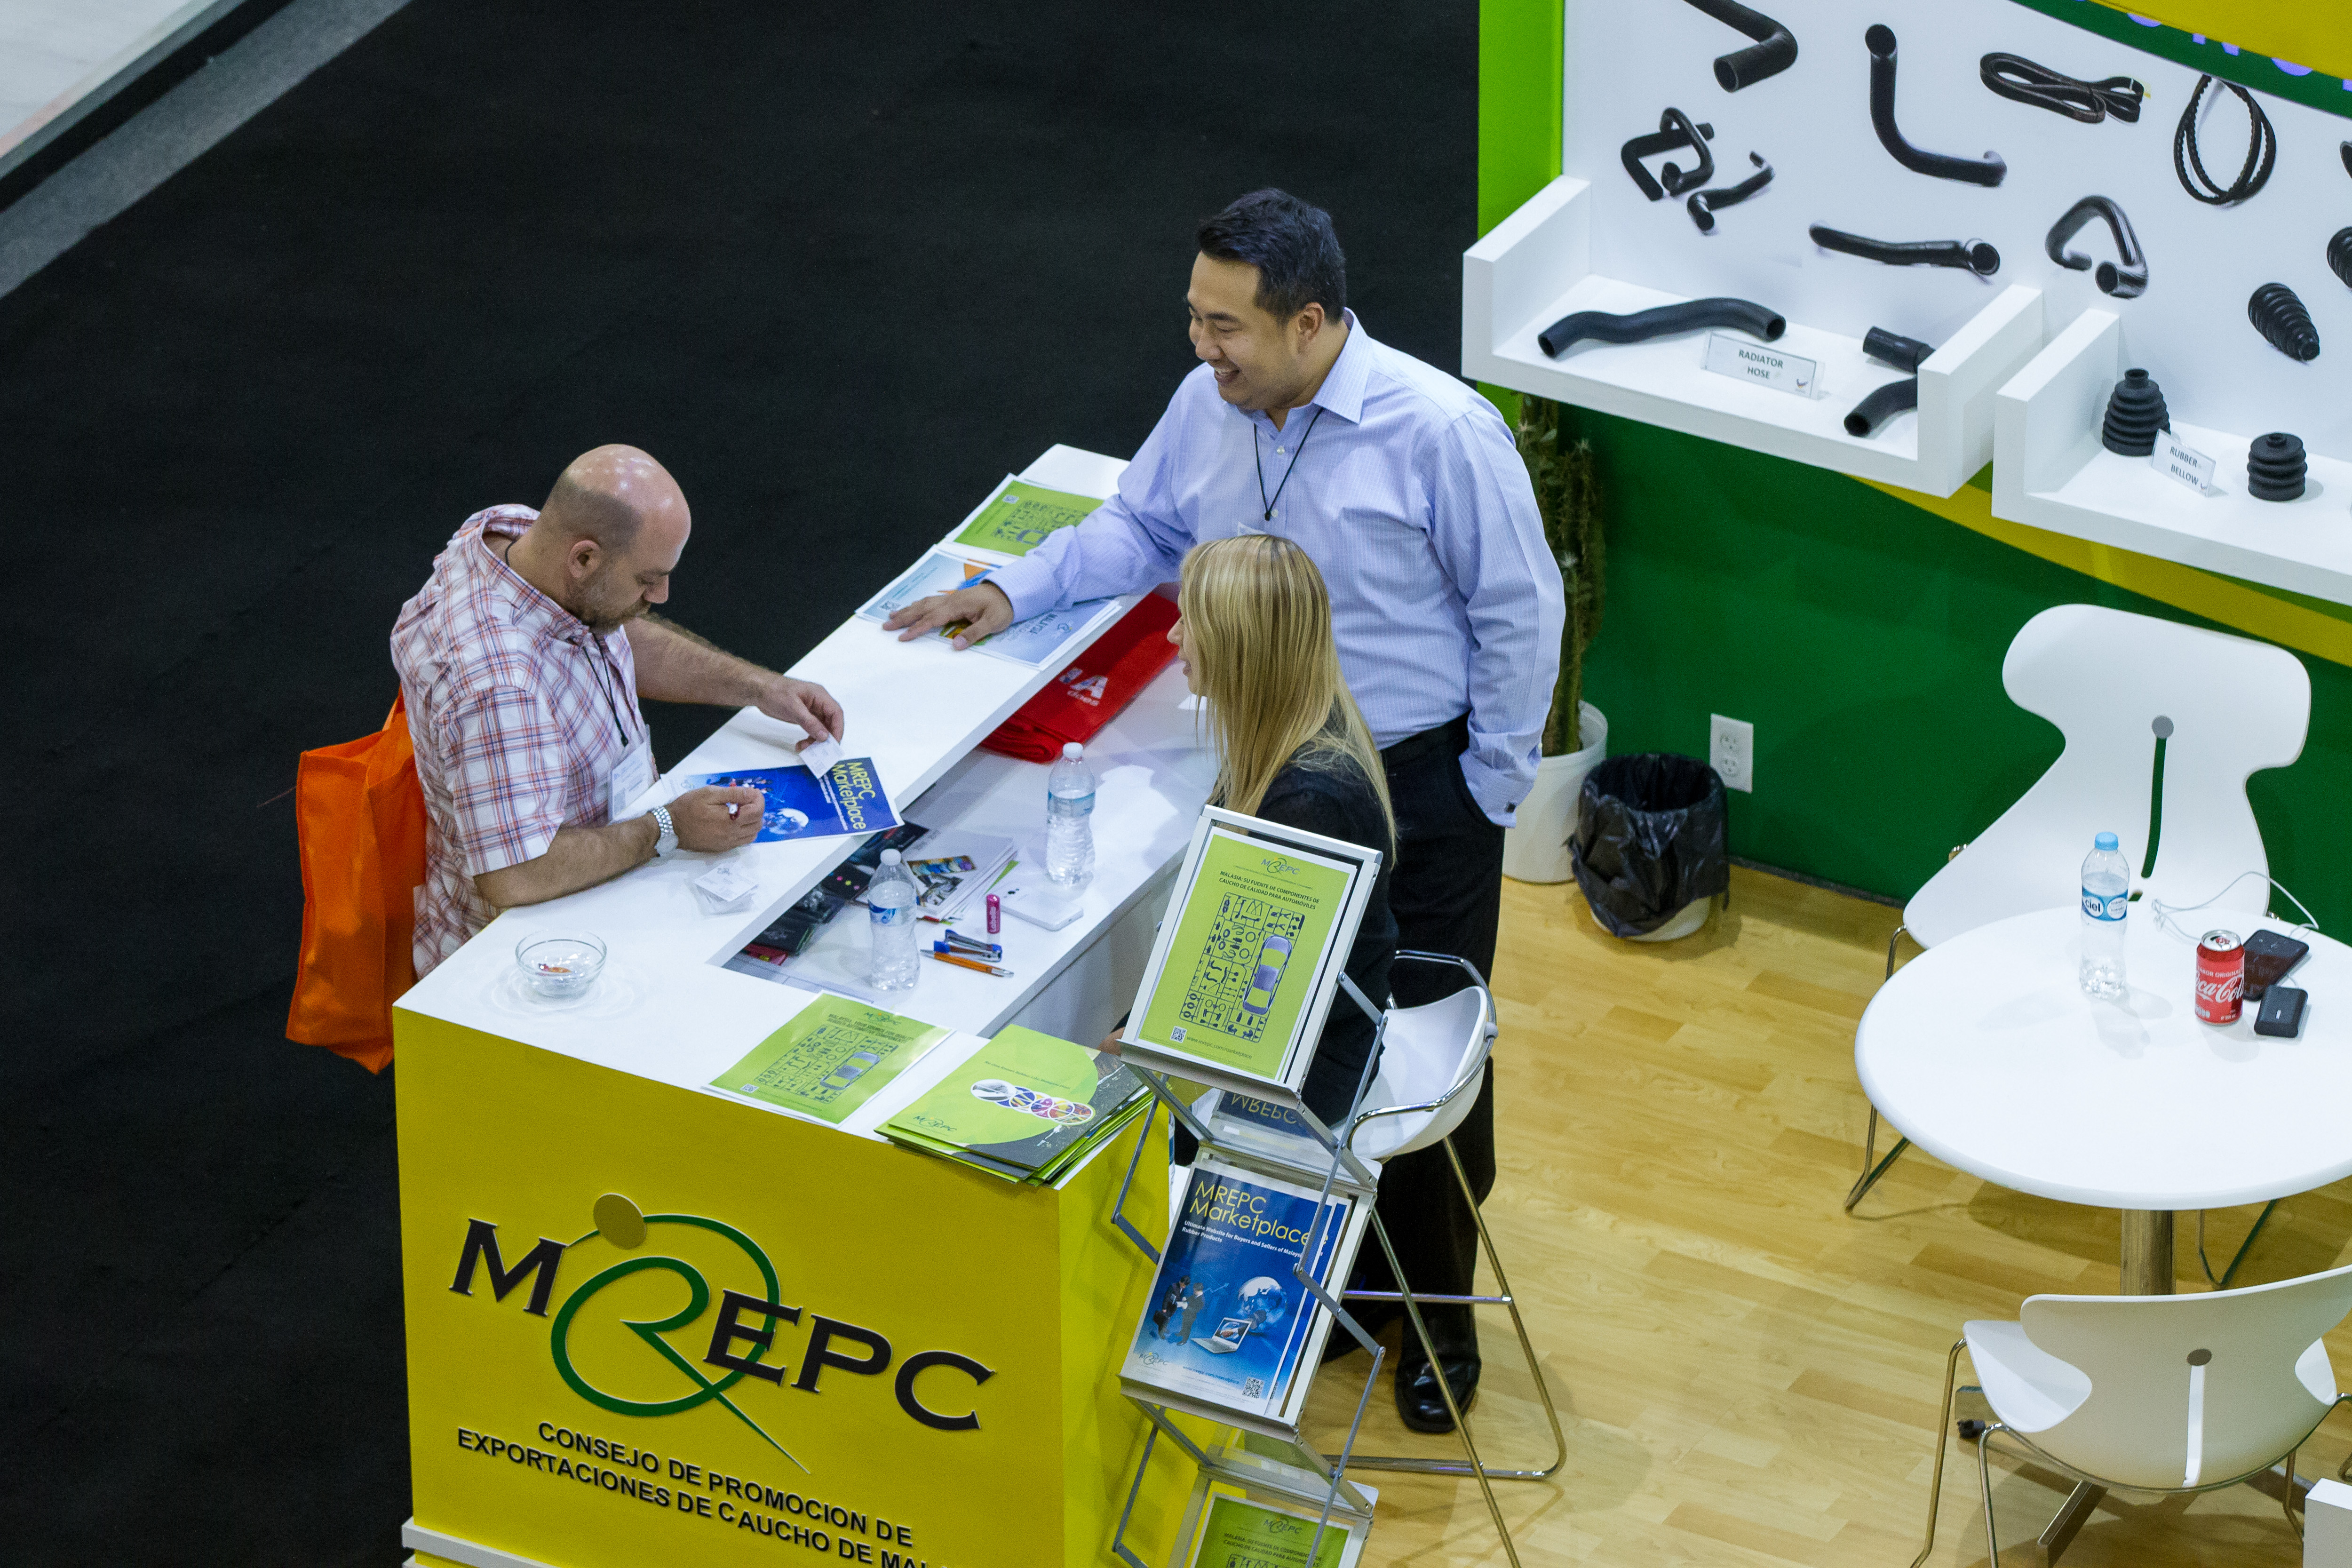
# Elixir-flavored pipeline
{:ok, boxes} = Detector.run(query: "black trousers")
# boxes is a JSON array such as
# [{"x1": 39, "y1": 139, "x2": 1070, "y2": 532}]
[{"x1": 1362, "y1": 714, "x2": 1503, "y2": 1365}]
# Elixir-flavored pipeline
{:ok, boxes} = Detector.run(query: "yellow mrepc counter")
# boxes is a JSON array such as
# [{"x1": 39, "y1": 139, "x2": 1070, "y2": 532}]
[
  {"x1": 396, "y1": 1013, "x2": 1175, "y2": 1568},
  {"x1": 391, "y1": 446, "x2": 1213, "y2": 1568}
]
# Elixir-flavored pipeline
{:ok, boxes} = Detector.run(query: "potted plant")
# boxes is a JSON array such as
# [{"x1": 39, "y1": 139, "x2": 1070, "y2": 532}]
[{"x1": 1502, "y1": 396, "x2": 1607, "y2": 884}]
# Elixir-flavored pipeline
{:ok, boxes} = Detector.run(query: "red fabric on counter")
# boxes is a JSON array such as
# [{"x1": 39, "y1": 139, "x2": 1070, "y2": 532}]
[{"x1": 980, "y1": 593, "x2": 1181, "y2": 762}]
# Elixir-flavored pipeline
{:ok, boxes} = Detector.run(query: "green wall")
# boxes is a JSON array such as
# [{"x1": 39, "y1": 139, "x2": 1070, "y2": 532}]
[{"x1": 1480, "y1": 0, "x2": 2351, "y2": 927}]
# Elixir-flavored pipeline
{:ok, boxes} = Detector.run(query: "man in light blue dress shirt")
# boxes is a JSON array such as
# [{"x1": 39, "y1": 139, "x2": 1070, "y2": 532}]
[{"x1": 889, "y1": 190, "x2": 1563, "y2": 1432}]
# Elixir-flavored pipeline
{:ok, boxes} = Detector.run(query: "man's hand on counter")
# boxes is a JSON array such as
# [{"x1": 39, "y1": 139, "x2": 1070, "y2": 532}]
[
  {"x1": 755, "y1": 674, "x2": 846, "y2": 745},
  {"x1": 672, "y1": 785, "x2": 766, "y2": 852},
  {"x1": 884, "y1": 581, "x2": 1016, "y2": 649},
  {"x1": 475, "y1": 785, "x2": 767, "y2": 910}
]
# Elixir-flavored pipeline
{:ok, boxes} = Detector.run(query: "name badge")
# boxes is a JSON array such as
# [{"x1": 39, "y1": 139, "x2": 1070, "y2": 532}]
[{"x1": 607, "y1": 736, "x2": 657, "y2": 821}]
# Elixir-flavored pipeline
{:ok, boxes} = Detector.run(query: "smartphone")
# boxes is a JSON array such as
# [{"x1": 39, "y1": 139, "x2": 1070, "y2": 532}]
[{"x1": 2242, "y1": 929, "x2": 2311, "y2": 1001}]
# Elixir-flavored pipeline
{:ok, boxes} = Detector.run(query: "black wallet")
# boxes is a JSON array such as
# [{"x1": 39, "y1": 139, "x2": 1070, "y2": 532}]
[{"x1": 2255, "y1": 985, "x2": 2307, "y2": 1039}]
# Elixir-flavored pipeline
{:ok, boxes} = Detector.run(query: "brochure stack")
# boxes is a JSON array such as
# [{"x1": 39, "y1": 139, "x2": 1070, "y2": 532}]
[
  {"x1": 1099, "y1": 806, "x2": 1396, "y2": 1568},
  {"x1": 880, "y1": 1025, "x2": 1152, "y2": 1186}
]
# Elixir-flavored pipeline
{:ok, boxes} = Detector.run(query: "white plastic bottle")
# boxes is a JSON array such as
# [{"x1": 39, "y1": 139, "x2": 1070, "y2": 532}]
[
  {"x1": 1045, "y1": 741, "x2": 1096, "y2": 886},
  {"x1": 2079, "y1": 831, "x2": 2130, "y2": 998},
  {"x1": 867, "y1": 849, "x2": 921, "y2": 991}
]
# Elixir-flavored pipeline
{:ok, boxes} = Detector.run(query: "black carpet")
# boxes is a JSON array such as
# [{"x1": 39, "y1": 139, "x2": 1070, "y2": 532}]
[{"x1": 0, "y1": 2, "x2": 1473, "y2": 1560}]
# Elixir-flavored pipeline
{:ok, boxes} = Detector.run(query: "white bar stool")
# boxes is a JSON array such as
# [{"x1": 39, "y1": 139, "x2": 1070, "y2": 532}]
[{"x1": 1330, "y1": 952, "x2": 1567, "y2": 1566}]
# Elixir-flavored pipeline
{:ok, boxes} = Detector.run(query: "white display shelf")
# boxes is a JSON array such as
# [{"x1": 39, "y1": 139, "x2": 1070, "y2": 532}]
[
  {"x1": 1462, "y1": 176, "x2": 2044, "y2": 497},
  {"x1": 1993, "y1": 309, "x2": 2352, "y2": 606}
]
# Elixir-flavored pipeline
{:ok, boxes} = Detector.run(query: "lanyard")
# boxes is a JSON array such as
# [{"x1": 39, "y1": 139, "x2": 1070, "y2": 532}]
[
  {"x1": 586, "y1": 635, "x2": 641, "y2": 748},
  {"x1": 1253, "y1": 406, "x2": 1326, "y2": 524}
]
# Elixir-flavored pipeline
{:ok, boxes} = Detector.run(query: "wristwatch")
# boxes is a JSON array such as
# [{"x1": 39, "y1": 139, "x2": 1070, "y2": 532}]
[{"x1": 649, "y1": 804, "x2": 679, "y2": 858}]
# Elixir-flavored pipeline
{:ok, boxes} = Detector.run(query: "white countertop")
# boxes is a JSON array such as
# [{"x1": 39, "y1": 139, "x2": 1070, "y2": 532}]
[
  {"x1": 395, "y1": 445, "x2": 1219, "y2": 1141},
  {"x1": 1858, "y1": 905, "x2": 2352, "y2": 1210}
]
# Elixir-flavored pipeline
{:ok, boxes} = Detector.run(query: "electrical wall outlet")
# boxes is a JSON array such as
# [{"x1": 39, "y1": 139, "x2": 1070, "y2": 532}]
[{"x1": 1710, "y1": 714, "x2": 1754, "y2": 793}]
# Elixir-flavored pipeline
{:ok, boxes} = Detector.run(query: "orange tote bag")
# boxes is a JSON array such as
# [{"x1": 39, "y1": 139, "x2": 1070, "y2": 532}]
[{"x1": 286, "y1": 694, "x2": 427, "y2": 1073}]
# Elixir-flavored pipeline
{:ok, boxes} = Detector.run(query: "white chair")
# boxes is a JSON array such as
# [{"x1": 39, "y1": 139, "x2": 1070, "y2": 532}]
[
  {"x1": 1850, "y1": 604, "x2": 2310, "y2": 1210},
  {"x1": 1324, "y1": 952, "x2": 1565, "y2": 1568},
  {"x1": 1908, "y1": 1263, "x2": 2352, "y2": 1567}
]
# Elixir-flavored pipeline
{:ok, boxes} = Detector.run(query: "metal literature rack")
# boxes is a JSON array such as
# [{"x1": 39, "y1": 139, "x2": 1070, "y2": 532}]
[{"x1": 1102, "y1": 973, "x2": 1395, "y2": 1568}]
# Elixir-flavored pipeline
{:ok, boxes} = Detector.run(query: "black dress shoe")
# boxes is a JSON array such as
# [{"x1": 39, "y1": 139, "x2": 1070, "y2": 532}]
[{"x1": 1395, "y1": 1354, "x2": 1481, "y2": 1433}]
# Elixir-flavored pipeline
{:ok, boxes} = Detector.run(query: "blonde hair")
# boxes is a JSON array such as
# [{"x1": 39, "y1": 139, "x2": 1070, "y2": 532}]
[{"x1": 1177, "y1": 534, "x2": 1395, "y2": 845}]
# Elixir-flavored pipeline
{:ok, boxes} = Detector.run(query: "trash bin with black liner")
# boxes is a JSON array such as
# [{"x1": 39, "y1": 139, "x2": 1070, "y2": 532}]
[{"x1": 1569, "y1": 753, "x2": 1730, "y2": 939}]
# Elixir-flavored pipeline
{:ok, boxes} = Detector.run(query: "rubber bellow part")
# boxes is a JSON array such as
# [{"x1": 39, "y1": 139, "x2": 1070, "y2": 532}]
[
  {"x1": 1680, "y1": 0, "x2": 1797, "y2": 91},
  {"x1": 1538, "y1": 297, "x2": 1785, "y2": 358},
  {"x1": 2247, "y1": 433, "x2": 2307, "y2": 502},
  {"x1": 2329, "y1": 228, "x2": 2352, "y2": 290},
  {"x1": 2100, "y1": 369, "x2": 2170, "y2": 457},
  {"x1": 2248, "y1": 283, "x2": 2320, "y2": 362}
]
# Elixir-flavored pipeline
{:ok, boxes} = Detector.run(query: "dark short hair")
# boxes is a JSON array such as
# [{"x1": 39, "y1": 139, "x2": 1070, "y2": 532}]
[{"x1": 1197, "y1": 189, "x2": 1346, "y2": 325}]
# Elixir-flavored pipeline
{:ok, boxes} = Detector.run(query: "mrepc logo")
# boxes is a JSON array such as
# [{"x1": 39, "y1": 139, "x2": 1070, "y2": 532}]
[{"x1": 450, "y1": 1192, "x2": 995, "y2": 1469}]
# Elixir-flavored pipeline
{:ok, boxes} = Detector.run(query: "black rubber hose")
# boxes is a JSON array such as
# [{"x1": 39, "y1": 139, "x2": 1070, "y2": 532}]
[
  {"x1": 1863, "y1": 327, "x2": 1934, "y2": 372},
  {"x1": 2174, "y1": 75, "x2": 2274, "y2": 206},
  {"x1": 1867, "y1": 25, "x2": 2006, "y2": 186},
  {"x1": 1810, "y1": 224, "x2": 2000, "y2": 276},
  {"x1": 2045, "y1": 195, "x2": 2147, "y2": 299},
  {"x1": 1687, "y1": 152, "x2": 1774, "y2": 232},
  {"x1": 1621, "y1": 108, "x2": 1716, "y2": 200},
  {"x1": 1844, "y1": 378, "x2": 1919, "y2": 438},
  {"x1": 2330, "y1": 228, "x2": 2352, "y2": 290},
  {"x1": 1538, "y1": 297, "x2": 1786, "y2": 358},
  {"x1": 1979, "y1": 53, "x2": 2143, "y2": 123},
  {"x1": 1681, "y1": 0, "x2": 1797, "y2": 92}
]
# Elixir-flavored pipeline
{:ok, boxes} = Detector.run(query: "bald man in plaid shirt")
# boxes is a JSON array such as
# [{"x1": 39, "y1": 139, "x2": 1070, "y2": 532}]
[{"x1": 393, "y1": 445, "x2": 843, "y2": 975}]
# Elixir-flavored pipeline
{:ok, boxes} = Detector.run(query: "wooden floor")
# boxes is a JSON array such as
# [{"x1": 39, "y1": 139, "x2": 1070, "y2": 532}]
[{"x1": 1297, "y1": 866, "x2": 2352, "y2": 1567}]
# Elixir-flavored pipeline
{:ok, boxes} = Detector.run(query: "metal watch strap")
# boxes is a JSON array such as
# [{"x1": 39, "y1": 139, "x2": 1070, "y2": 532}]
[{"x1": 650, "y1": 804, "x2": 678, "y2": 858}]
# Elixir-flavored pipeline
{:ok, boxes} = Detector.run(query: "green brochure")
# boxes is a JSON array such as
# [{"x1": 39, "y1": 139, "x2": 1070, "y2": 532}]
[
  {"x1": 1139, "y1": 830, "x2": 1351, "y2": 1082},
  {"x1": 1186, "y1": 1493, "x2": 1353, "y2": 1568},
  {"x1": 883, "y1": 1026, "x2": 1144, "y2": 1180},
  {"x1": 713, "y1": 994, "x2": 949, "y2": 1124},
  {"x1": 952, "y1": 478, "x2": 1103, "y2": 557}
]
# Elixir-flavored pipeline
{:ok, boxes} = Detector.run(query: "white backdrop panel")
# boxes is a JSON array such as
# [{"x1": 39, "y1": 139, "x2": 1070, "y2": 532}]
[{"x1": 1562, "y1": 0, "x2": 2352, "y2": 458}]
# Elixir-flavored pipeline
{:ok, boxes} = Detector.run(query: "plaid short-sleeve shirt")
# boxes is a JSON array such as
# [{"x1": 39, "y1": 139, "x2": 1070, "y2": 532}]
[{"x1": 390, "y1": 506, "x2": 647, "y2": 974}]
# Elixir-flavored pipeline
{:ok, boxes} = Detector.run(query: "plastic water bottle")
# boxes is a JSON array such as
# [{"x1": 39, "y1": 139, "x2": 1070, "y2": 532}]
[
  {"x1": 2079, "y1": 831, "x2": 2130, "y2": 998},
  {"x1": 1046, "y1": 741, "x2": 1096, "y2": 886},
  {"x1": 867, "y1": 849, "x2": 920, "y2": 990}
]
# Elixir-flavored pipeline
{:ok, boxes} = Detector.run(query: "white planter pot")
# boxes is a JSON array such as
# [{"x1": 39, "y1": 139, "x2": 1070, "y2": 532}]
[
  {"x1": 1501, "y1": 702, "x2": 1606, "y2": 885},
  {"x1": 1620, "y1": 895, "x2": 1713, "y2": 943}
]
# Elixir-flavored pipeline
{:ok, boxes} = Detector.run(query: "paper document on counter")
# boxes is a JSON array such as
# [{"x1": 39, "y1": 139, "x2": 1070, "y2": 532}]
[
  {"x1": 951, "y1": 475, "x2": 1105, "y2": 558},
  {"x1": 708, "y1": 993, "x2": 949, "y2": 1124},
  {"x1": 856, "y1": 549, "x2": 994, "y2": 624},
  {"x1": 881, "y1": 1026, "x2": 1148, "y2": 1183}
]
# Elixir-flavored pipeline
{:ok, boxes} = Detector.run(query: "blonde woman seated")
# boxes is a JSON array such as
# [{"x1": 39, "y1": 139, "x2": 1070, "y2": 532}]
[{"x1": 1168, "y1": 533, "x2": 1397, "y2": 1145}]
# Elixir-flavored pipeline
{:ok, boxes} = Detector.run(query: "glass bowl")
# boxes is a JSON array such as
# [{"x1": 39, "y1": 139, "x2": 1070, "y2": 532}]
[{"x1": 515, "y1": 932, "x2": 606, "y2": 999}]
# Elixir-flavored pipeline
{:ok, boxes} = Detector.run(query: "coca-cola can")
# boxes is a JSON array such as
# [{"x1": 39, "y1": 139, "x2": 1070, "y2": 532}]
[{"x1": 2196, "y1": 930, "x2": 2245, "y2": 1025}]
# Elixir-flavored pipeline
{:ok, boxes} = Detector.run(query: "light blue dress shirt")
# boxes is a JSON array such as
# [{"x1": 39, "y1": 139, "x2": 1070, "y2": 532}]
[{"x1": 990, "y1": 313, "x2": 1564, "y2": 825}]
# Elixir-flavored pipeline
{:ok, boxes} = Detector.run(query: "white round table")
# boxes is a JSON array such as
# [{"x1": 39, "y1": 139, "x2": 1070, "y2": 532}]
[{"x1": 1857, "y1": 905, "x2": 2351, "y2": 1293}]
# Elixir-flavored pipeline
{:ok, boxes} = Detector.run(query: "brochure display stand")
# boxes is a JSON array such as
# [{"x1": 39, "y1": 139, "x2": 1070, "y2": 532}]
[{"x1": 1086, "y1": 807, "x2": 1397, "y2": 1568}]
